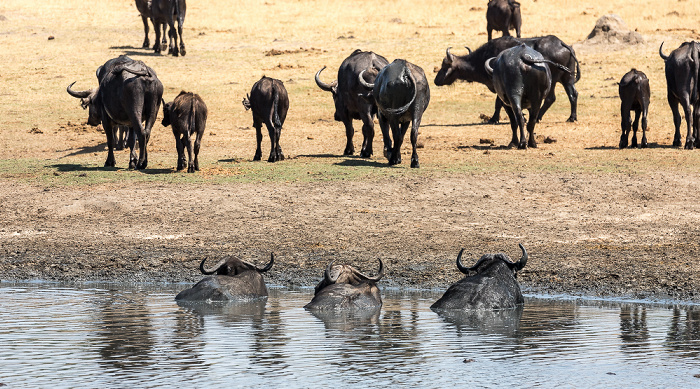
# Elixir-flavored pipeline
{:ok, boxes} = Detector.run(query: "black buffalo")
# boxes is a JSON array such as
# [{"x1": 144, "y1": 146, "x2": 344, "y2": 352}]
[
  {"x1": 659, "y1": 41, "x2": 700, "y2": 149},
  {"x1": 304, "y1": 259, "x2": 385, "y2": 310},
  {"x1": 162, "y1": 91, "x2": 208, "y2": 172},
  {"x1": 151, "y1": 0, "x2": 186, "y2": 56},
  {"x1": 175, "y1": 254, "x2": 275, "y2": 301},
  {"x1": 242, "y1": 76, "x2": 289, "y2": 162},
  {"x1": 486, "y1": 0, "x2": 521, "y2": 41},
  {"x1": 359, "y1": 59, "x2": 430, "y2": 168},
  {"x1": 135, "y1": 0, "x2": 163, "y2": 49},
  {"x1": 431, "y1": 244, "x2": 528, "y2": 311},
  {"x1": 315, "y1": 49, "x2": 389, "y2": 157},
  {"x1": 434, "y1": 35, "x2": 580, "y2": 123},
  {"x1": 485, "y1": 44, "x2": 570, "y2": 148},
  {"x1": 618, "y1": 69, "x2": 650, "y2": 149},
  {"x1": 67, "y1": 55, "x2": 163, "y2": 169}
]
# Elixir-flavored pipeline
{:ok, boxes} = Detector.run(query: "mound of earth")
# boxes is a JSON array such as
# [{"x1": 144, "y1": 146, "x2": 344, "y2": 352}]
[{"x1": 584, "y1": 14, "x2": 644, "y2": 45}]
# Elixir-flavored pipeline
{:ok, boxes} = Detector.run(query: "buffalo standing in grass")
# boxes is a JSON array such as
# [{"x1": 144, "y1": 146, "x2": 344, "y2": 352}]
[
  {"x1": 175, "y1": 254, "x2": 275, "y2": 301},
  {"x1": 359, "y1": 59, "x2": 430, "y2": 168},
  {"x1": 162, "y1": 91, "x2": 208, "y2": 172},
  {"x1": 243, "y1": 76, "x2": 289, "y2": 162},
  {"x1": 659, "y1": 41, "x2": 700, "y2": 149},
  {"x1": 434, "y1": 35, "x2": 580, "y2": 123},
  {"x1": 315, "y1": 49, "x2": 389, "y2": 157},
  {"x1": 618, "y1": 69, "x2": 650, "y2": 149},
  {"x1": 485, "y1": 44, "x2": 570, "y2": 148},
  {"x1": 304, "y1": 259, "x2": 385, "y2": 310},
  {"x1": 486, "y1": 0, "x2": 522, "y2": 41},
  {"x1": 67, "y1": 55, "x2": 163, "y2": 169},
  {"x1": 431, "y1": 244, "x2": 528, "y2": 311},
  {"x1": 151, "y1": 0, "x2": 186, "y2": 56},
  {"x1": 135, "y1": 0, "x2": 164, "y2": 49}
]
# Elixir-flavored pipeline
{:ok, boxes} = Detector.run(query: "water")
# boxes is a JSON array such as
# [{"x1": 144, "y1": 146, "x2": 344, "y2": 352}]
[{"x1": 1, "y1": 283, "x2": 699, "y2": 388}]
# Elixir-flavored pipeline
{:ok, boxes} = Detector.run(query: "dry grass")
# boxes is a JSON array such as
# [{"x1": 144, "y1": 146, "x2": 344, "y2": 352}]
[{"x1": 1, "y1": 0, "x2": 700, "y2": 177}]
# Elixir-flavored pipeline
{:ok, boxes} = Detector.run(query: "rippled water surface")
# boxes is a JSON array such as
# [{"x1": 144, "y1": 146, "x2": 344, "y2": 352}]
[{"x1": 1, "y1": 283, "x2": 699, "y2": 388}]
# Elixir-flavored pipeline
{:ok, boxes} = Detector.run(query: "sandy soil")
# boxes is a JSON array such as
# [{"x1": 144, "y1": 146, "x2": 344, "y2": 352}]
[{"x1": 1, "y1": 0, "x2": 700, "y2": 302}]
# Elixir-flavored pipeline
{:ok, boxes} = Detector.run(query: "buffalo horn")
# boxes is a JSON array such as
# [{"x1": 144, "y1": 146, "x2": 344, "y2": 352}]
[
  {"x1": 484, "y1": 57, "x2": 495, "y2": 75},
  {"x1": 256, "y1": 253, "x2": 275, "y2": 273},
  {"x1": 315, "y1": 66, "x2": 337, "y2": 92},
  {"x1": 515, "y1": 243, "x2": 528, "y2": 271},
  {"x1": 357, "y1": 69, "x2": 375, "y2": 90},
  {"x1": 200, "y1": 257, "x2": 228, "y2": 275},
  {"x1": 464, "y1": 46, "x2": 472, "y2": 55},
  {"x1": 455, "y1": 248, "x2": 471, "y2": 274},
  {"x1": 355, "y1": 258, "x2": 385, "y2": 282},
  {"x1": 324, "y1": 260, "x2": 338, "y2": 284},
  {"x1": 446, "y1": 47, "x2": 454, "y2": 63},
  {"x1": 659, "y1": 41, "x2": 669, "y2": 61},
  {"x1": 66, "y1": 82, "x2": 92, "y2": 98}
]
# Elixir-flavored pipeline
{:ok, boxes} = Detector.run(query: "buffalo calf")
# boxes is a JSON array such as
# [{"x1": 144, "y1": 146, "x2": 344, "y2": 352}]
[
  {"x1": 431, "y1": 244, "x2": 528, "y2": 311},
  {"x1": 359, "y1": 59, "x2": 430, "y2": 168},
  {"x1": 618, "y1": 69, "x2": 650, "y2": 149},
  {"x1": 243, "y1": 76, "x2": 289, "y2": 162},
  {"x1": 659, "y1": 41, "x2": 700, "y2": 149},
  {"x1": 162, "y1": 91, "x2": 207, "y2": 172},
  {"x1": 485, "y1": 44, "x2": 570, "y2": 148},
  {"x1": 487, "y1": 0, "x2": 521, "y2": 41}
]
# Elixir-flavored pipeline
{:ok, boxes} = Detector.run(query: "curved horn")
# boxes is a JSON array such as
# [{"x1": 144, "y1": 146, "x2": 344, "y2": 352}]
[
  {"x1": 659, "y1": 41, "x2": 669, "y2": 61},
  {"x1": 446, "y1": 47, "x2": 455, "y2": 63},
  {"x1": 66, "y1": 82, "x2": 92, "y2": 98},
  {"x1": 315, "y1": 66, "x2": 337, "y2": 92},
  {"x1": 464, "y1": 46, "x2": 472, "y2": 55},
  {"x1": 200, "y1": 257, "x2": 227, "y2": 275},
  {"x1": 383, "y1": 67, "x2": 416, "y2": 116},
  {"x1": 358, "y1": 69, "x2": 375, "y2": 90},
  {"x1": 455, "y1": 248, "x2": 471, "y2": 274},
  {"x1": 515, "y1": 243, "x2": 528, "y2": 271},
  {"x1": 484, "y1": 57, "x2": 495, "y2": 75},
  {"x1": 256, "y1": 253, "x2": 275, "y2": 273},
  {"x1": 324, "y1": 260, "x2": 338, "y2": 284},
  {"x1": 355, "y1": 258, "x2": 385, "y2": 282}
]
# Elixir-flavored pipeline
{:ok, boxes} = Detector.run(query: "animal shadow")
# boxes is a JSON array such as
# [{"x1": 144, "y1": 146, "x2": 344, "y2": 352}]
[
  {"x1": 334, "y1": 158, "x2": 388, "y2": 168},
  {"x1": 48, "y1": 163, "x2": 115, "y2": 172},
  {"x1": 585, "y1": 142, "x2": 666, "y2": 150},
  {"x1": 61, "y1": 143, "x2": 108, "y2": 158}
]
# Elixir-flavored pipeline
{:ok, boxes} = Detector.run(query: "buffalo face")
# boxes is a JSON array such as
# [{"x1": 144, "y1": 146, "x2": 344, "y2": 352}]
[
  {"x1": 305, "y1": 259, "x2": 385, "y2": 310},
  {"x1": 431, "y1": 244, "x2": 528, "y2": 311}
]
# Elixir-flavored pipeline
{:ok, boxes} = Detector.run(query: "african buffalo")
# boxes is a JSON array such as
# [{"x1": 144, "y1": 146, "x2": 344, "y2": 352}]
[
  {"x1": 434, "y1": 35, "x2": 580, "y2": 123},
  {"x1": 315, "y1": 49, "x2": 389, "y2": 157},
  {"x1": 304, "y1": 259, "x2": 385, "y2": 310},
  {"x1": 358, "y1": 59, "x2": 430, "y2": 168},
  {"x1": 162, "y1": 91, "x2": 208, "y2": 172},
  {"x1": 485, "y1": 44, "x2": 570, "y2": 148},
  {"x1": 487, "y1": 0, "x2": 521, "y2": 41},
  {"x1": 431, "y1": 244, "x2": 528, "y2": 311},
  {"x1": 659, "y1": 41, "x2": 700, "y2": 149},
  {"x1": 67, "y1": 55, "x2": 163, "y2": 169},
  {"x1": 175, "y1": 254, "x2": 275, "y2": 301},
  {"x1": 151, "y1": 0, "x2": 186, "y2": 56},
  {"x1": 618, "y1": 69, "x2": 650, "y2": 149},
  {"x1": 135, "y1": 0, "x2": 163, "y2": 49},
  {"x1": 242, "y1": 76, "x2": 289, "y2": 162}
]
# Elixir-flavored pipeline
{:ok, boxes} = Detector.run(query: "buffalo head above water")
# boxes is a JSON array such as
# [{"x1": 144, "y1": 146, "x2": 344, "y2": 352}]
[
  {"x1": 431, "y1": 244, "x2": 528, "y2": 311},
  {"x1": 175, "y1": 254, "x2": 275, "y2": 302},
  {"x1": 304, "y1": 259, "x2": 385, "y2": 310}
]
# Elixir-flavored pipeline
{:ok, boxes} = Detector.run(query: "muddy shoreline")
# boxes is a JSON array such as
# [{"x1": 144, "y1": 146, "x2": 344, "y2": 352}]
[{"x1": 2, "y1": 171, "x2": 699, "y2": 304}]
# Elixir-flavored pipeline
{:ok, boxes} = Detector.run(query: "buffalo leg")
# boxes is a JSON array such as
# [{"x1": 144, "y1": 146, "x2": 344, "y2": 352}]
[
  {"x1": 253, "y1": 119, "x2": 263, "y2": 161},
  {"x1": 564, "y1": 82, "x2": 579, "y2": 122},
  {"x1": 489, "y1": 97, "x2": 503, "y2": 124},
  {"x1": 389, "y1": 121, "x2": 409, "y2": 166},
  {"x1": 631, "y1": 107, "x2": 641, "y2": 148},
  {"x1": 126, "y1": 127, "x2": 138, "y2": 169},
  {"x1": 410, "y1": 116, "x2": 421, "y2": 168},
  {"x1": 377, "y1": 113, "x2": 392, "y2": 160},
  {"x1": 141, "y1": 15, "x2": 150, "y2": 48},
  {"x1": 265, "y1": 119, "x2": 278, "y2": 162},
  {"x1": 103, "y1": 121, "x2": 117, "y2": 168},
  {"x1": 177, "y1": 13, "x2": 186, "y2": 56},
  {"x1": 193, "y1": 129, "x2": 203, "y2": 171},
  {"x1": 153, "y1": 22, "x2": 163, "y2": 54},
  {"x1": 184, "y1": 131, "x2": 195, "y2": 173},
  {"x1": 537, "y1": 89, "x2": 556, "y2": 123},
  {"x1": 681, "y1": 100, "x2": 694, "y2": 150},
  {"x1": 619, "y1": 100, "x2": 632, "y2": 149},
  {"x1": 168, "y1": 16, "x2": 178, "y2": 56},
  {"x1": 503, "y1": 105, "x2": 519, "y2": 148},
  {"x1": 275, "y1": 123, "x2": 284, "y2": 161},
  {"x1": 359, "y1": 108, "x2": 374, "y2": 158},
  {"x1": 527, "y1": 106, "x2": 539, "y2": 148},
  {"x1": 173, "y1": 129, "x2": 185, "y2": 170},
  {"x1": 342, "y1": 119, "x2": 355, "y2": 156},
  {"x1": 641, "y1": 102, "x2": 649, "y2": 148},
  {"x1": 668, "y1": 93, "x2": 683, "y2": 147}
]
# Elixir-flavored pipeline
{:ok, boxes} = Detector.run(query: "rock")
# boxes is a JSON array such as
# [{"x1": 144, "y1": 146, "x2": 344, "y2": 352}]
[{"x1": 584, "y1": 14, "x2": 644, "y2": 45}]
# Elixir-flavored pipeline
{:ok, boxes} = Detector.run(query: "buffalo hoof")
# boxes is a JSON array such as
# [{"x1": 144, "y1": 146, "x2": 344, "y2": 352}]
[
  {"x1": 566, "y1": 116, "x2": 577, "y2": 123},
  {"x1": 253, "y1": 151, "x2": 262, "y2": 161},
  {"x1": 411, "y1": 159, "x2": 419, "y2": 168},
  {"x1": 137, "y1": 160, "x2": 148, "y2": 170},
  {"x1": 343, "y1": 147, "x2": 355, "y2": 156},
  {"x1": 684, "y1": 141, "x2": 695, "y2": 150},
  {"x1": 673, "y1": 139, "x2": 682, "y2": 147},
  {"x1": 388, "y1": 155, "x2": 401, "y2": 165},
  {"x1": 142, "y1": 39, "x2": 150, "y2": 49},
  {"x1": 129, "y1": 161, "x2": 137, "y2": 169},
  {"x1": 487, "y1": 117, "x2": 499, "y2": 124},
  {"x1": 518, "y1": 142, "x2": 527, "y2": 150},
  {"x1": 187, "y1": 165, "x2": 195, "y2": 173},
  {"x1": 383, "y1": 147, "x2": 392, "y2": 160},
  {"x1": 180, "y1": 46, "x2": 186, "y2": 56},
  {"x1": 359, "y1": 149, "x2": 372, "y2": 158},
  {"x1": 105, "y1": 160, "x2": 116, "y2": 168},
  {"x1": 619, "y1": 137, "x2": 628, "y2": 149}
]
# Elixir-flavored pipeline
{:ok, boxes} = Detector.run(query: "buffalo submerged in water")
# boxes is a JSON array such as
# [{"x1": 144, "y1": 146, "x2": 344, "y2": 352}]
[
  {"x1": 305, "y1": 259, "x2": 385, "y2": 310},
  {"x1": 431, "y1": 244, "x2": 528, "y2": 311}
]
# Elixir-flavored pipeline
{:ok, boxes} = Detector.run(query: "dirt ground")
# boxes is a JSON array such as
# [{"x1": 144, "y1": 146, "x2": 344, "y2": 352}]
[{"x1": 1, "y1": 0, "x2": 700, "y2": 302}]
